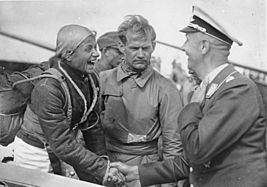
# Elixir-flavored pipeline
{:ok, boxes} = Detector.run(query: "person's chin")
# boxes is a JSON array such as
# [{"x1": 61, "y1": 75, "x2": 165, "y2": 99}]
[
  {"x1": 134, "y1": 64, "x2": 147, "y2": 71},
  {"x1": 86, "y1": 64, "x2": 95, "y2": 73}
]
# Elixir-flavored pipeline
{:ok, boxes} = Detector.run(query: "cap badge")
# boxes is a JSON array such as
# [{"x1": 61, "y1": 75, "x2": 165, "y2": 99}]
[{"x1": 188, "y1": 23, "x2": 206, "y2": 32}]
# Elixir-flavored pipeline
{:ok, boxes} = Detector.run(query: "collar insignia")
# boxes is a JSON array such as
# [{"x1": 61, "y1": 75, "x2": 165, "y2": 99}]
[
  {"x1": 206, "y1": 83, "x2": 218, "y2": 98},
  {"x1": 225, "y1": 75, "x2": 235, "y2": 83}
]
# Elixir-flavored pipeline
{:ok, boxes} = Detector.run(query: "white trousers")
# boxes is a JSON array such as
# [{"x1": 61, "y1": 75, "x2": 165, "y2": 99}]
[{"x1": 13, "y1": 136, "x2": 52, "y2": 173}]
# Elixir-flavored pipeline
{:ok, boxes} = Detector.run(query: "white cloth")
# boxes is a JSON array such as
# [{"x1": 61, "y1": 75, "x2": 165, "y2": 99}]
[{"x1": 13, "y1": 136, "x2": 52, "y2": 173}]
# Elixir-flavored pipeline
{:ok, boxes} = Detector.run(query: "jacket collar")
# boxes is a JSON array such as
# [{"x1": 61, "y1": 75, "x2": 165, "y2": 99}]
[
  {"x1": 210, "y1": 64, "x2": 236, "y2": 85},
  {"x1": 205, "y1": 64, "x2": 237, "y2": 98},
  {"x1": 202, "y1": 63, "x2": 228, "y2": 85},
  {"x1": 117, "y1": 62, "x2": 154, "y2": 88}
]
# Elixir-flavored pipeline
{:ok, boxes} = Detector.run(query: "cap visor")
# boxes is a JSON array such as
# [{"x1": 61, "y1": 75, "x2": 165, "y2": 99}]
[{"x1": 179, "y1": 26, "x2": 198, "y2": 33}]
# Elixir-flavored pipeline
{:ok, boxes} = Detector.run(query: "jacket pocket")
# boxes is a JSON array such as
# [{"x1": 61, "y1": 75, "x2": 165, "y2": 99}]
[{"x1": 101, "y1": 85, "x2": 129, "y2": 142}]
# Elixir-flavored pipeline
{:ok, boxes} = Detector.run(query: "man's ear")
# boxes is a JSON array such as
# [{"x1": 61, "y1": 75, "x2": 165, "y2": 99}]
[
  {"x1": 118, "y1": 42, "x2": 125, "y2": 53},
  {"x1": 63, "y1": 49, "x2": 73, "y2": 61},
  {"x1": 102, "y1": 48, "x2": 109, "y2": 56},
  {"x1": 152, "y1": 41, "x2": 156, "y2": 51},
  {"x1": 201, "y1": 40, "x2": 210, "y2": 54}
]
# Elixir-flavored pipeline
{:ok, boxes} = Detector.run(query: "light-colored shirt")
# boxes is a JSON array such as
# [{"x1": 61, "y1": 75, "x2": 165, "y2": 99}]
[{"x1": 201, "y1": 63, "x2": 228, "y2": 86}]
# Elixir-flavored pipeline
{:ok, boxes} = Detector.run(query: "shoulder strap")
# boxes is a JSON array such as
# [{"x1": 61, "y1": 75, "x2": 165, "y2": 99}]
[
  {"x1": 12, "y1": 68, "x2": 72, "y2": 123},
  {"x1": 12, "y1": 71, "x2": 30, "y2": 79},
  {"x1": 44, "y1": 68, "x2": 72, "y2": 123},
  {"x1": 12, "y1": 74, "x2": 60, "y2": 87}
]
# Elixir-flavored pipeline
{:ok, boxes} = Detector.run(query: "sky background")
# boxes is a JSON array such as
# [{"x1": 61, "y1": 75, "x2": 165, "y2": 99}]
[{"x1": 0, "y1": 0, "x2": 266, "y2": 76}]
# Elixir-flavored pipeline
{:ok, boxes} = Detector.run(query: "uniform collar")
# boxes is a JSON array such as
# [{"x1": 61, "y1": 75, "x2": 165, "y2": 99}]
[
  {"x1": 210, "y1": 64, "x2": 236, "y2": 85},
  {"x1": 117, "y1": 61, "x2": 154, "y2": 88},
  {"x1": 204, "y1": 64, "x2": 237, "y2": 98},
  {"x1": 201, "y1": 63, "x2": 228, "y2": 86}
]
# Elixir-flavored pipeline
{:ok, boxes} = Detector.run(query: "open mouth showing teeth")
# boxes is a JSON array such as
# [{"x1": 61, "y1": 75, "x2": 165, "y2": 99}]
[{"x1": 88, "y1": 60, "x2": 96, "y2": 65}]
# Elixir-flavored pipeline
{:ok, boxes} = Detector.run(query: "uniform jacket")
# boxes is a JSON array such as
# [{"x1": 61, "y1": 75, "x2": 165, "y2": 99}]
[
  {"x1": 139, "y1": 64, "x2": 267, "y2": 187},
  {"x1": 18, "y1": 57, "x2": 107, "y2": 184},
  {"x1": 100, "y1": 63, "x2": 183, "y2": 157}
]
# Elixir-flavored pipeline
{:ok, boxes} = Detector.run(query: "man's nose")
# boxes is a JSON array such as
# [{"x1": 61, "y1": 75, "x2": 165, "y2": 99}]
[
  {"x1": 92, "y1": 48, "x2": 100, "y2": 58},
  {"x1": 137, "y1": 48, "x2": 144, "y2": 58},
  {"x1": 181, "y1": 43, "x2": 186, "y2": 52}
]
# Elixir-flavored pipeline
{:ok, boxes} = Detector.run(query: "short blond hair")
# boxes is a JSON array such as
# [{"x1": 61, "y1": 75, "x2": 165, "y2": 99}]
[{"x1": 118, "y1": 15, "x2": 156, "y2": 44}]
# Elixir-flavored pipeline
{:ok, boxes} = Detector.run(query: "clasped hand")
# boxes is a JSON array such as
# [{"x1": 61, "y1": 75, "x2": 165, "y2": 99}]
[
  {"x1": 104, "y1": 167, "x2": 125, "y2": 187},
  {"x1": 104, "y1": 162, "x2": 140, "y2": 186}
]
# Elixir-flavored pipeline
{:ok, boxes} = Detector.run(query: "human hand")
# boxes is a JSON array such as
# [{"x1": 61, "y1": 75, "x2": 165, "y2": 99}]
[
  {"x1": 182, "y1": 77, "x2": 197, "y2": 105},
  {"x1": 104, "y1": 167, "x2": 125, "y2": 187},
  {"x1": 190, "y1": 79, "x2": 208, "y2": 104},
  {"x1": 110, "y1": 162, "x2": 139, "y2": 183}
]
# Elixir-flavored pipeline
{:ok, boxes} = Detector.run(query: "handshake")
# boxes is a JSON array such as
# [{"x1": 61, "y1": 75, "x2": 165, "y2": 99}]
[{"x1": 103, "y1": 162, "x2": 140, "y2": 187}]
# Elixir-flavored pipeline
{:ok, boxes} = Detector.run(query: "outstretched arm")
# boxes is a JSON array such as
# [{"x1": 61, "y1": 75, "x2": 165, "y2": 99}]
[{"x1": 111, "y1": 154, "x2": 189, "y2": 186}]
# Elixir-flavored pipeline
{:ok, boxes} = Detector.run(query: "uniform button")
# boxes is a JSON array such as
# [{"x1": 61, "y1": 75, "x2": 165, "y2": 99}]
[
  {"x1": 69, "y1": 171, "x2": 75, "y2": 177},
  {"x1": 190, "y1": 167, "x2": 193, "y2": 172}
]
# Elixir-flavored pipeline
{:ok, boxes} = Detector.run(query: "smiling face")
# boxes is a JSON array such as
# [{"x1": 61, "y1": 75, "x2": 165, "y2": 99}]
[
  {"x1": 123, "y1": 31, "x2": 155, "y2": 72},
  {"x1": 69, "y1": 35, "x2": 99, "y2": 73}
]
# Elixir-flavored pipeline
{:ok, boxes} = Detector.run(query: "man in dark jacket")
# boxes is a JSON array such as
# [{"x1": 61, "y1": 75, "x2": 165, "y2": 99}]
[
  {"x1": 110, "y1": 7, "x2": 267, "y2": 187},
  {"x1": 13, "y1": 24, "x2": 123, "y2": 185}
]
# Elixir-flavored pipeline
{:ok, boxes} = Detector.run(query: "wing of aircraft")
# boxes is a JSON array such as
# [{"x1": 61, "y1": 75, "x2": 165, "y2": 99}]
[{"x1": 0, "y1": 163, "x2": 103, "y2": 187}]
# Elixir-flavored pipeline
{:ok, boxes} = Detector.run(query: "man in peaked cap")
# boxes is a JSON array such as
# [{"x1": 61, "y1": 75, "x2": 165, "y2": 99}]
[
  {"x1": 94, "y1": 31, "x2": 124, "y2": 73},
  {"x1": 109, "y1": 6, "x2": 267, "y2": 187},
  {"x1": 13, "y1": 24, "x2": 124, "y2": 185}
]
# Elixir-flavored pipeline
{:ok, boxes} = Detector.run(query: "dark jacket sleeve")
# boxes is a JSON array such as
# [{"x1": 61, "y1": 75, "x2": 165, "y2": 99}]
[
  {"x1": 159, "y1": 81, "x2": 184, "y2": 159},
  {"x1": 30, "y1": 78, "x2": 107, "y2": 183},
  {"x1": 179, "y1": 80, "x2": 261, "y2": 165},
  {"x1": 82, "y1": 120, "x2": 107, "y2": 156},
  {"x1": 139, "y1": 154, "x2": 189, "y2": 186}
]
